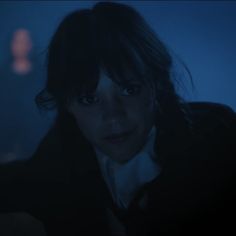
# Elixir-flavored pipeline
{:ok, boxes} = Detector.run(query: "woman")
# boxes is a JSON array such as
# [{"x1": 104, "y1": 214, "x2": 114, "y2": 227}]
[{"x1": 0, "y1": 2, "x2": 235, "y2": 236}]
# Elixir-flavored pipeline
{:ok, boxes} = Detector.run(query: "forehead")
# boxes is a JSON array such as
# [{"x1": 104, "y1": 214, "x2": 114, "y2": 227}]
[
  {"x1": 97, "y1": 69, "x2": 140, "y2": 89},
  {"x1": 96, "y1": 72, "x2": 114, "y2": 91}
]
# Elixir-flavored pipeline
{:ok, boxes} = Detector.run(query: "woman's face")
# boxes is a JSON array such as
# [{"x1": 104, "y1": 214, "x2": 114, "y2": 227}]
[{"x1": 68, "y1": 72, "x2": 157, "y2": 163}]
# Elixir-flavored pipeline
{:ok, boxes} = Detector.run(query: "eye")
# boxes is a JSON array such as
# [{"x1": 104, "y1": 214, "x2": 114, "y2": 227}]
[
  {"x1": 77, "y1": 94, "x2": 99, "y2": 105},
  {"x1": 121, "y1": 84, "x2": 141, "y2": 96}
]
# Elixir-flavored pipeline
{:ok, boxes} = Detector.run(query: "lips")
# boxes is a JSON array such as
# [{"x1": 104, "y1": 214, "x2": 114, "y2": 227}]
[{"x1": 104, "y1": 129, "x2": 134, "y2": 144}]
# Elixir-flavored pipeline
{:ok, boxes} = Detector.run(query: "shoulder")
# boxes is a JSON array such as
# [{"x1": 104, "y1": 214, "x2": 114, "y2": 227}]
[
  {"x1": 161, "y1": 102, "x2": 236, "y2": 190},
  {"x1": 182, "y1": 102, "x2": 236, "y2": 191},
  {"x1": 158, "y1": 101, "x2": 236, "y2": 172},
  {"x1": 188, "y1": 101, "x2": 235, "y2": 129},
  {"x1": 181, "y1": 102, "x2": 236, "y2": 178},
  {"x1": 186, "y1": 102, "x2": 235, "y2": 150},
  {"x1": 158, "y1": 101, "x2": 235, "y2": 156}
]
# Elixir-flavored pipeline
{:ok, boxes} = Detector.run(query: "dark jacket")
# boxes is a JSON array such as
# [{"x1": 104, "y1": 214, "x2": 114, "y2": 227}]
[{"x1": 0, "y1": 102, "x2": 235, "y2": 236}]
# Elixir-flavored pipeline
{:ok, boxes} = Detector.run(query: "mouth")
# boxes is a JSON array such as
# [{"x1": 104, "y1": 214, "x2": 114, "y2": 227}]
[{"x1": 104, "y1": 129, "x2": 135, "y2": 144}]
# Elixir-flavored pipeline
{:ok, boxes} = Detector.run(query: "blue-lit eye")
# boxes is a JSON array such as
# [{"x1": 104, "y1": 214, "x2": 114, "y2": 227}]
[
  {"x1": 121, "y1": 84, "x2": 141, "y2": 96},
  {"x1": 77, "y1": 95, "x2": 99, "y2": 105}
]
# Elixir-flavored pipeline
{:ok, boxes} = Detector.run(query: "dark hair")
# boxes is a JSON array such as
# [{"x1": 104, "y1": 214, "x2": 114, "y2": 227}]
[{"x1": 36, "y1": 1, "x2": 192, "y2": 139}]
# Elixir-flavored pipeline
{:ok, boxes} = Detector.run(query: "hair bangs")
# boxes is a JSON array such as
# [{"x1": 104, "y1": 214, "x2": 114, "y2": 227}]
[
  {"x1": 96, "y1": 24, "x2": 149, "y2": 88},
  {"x1": 59, "y1": 10, "x2": 102, "y2": 104},
  {"x1": 66, "y1": 15, "x2": 150, "y2": 103}
]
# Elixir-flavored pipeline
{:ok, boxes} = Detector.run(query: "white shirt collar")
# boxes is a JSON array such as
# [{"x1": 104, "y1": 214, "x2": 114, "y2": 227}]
[{"x1": 94, "y1": 126, "x2": 161, "y2": 209}]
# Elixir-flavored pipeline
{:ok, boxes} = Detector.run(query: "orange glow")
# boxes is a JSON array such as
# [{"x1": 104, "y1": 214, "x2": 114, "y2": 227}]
[
  {"x1": 11, "y1": 28, "x2": 32, "y2": 59},
  {"x1": 10, "y1": 28, "x2": 33, "y2": 75}
]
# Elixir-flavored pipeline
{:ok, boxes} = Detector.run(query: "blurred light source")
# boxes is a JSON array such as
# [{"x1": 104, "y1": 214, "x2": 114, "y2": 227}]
[{"x1": 11, "y1": 28, "x2": 32, "y2": 75}]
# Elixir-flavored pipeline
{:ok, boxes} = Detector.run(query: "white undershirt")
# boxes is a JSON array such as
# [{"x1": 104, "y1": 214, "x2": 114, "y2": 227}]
[{"x1": 95, "y1": 126, "x2": 161, "y2": 209}]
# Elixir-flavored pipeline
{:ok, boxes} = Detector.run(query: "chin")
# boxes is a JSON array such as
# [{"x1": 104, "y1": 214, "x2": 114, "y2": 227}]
[{"x1": 108, "y1": 149, "x2": 138, "y2": 164}]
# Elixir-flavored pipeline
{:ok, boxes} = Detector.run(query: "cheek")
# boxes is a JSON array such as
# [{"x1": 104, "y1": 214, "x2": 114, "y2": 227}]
[{"x1": 128, "y1": 93, "x2": 156, "y2": 123}]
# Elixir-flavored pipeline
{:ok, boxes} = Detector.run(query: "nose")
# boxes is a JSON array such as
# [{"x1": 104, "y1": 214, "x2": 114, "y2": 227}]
[{"x1": 102, "y1": 96, "x2": 126, "y2": 125}]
